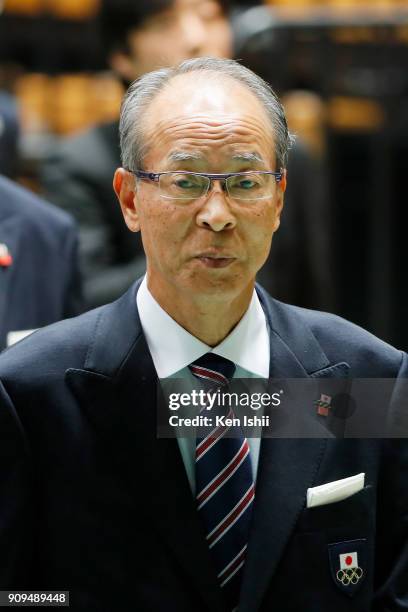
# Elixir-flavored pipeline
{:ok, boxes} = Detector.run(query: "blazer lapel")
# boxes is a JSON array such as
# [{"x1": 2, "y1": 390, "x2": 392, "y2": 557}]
[
  {"x1": 66, "y1": 284, "x2": 225, "y2": 612},
  {"x1": 239, "y1": 287, "x2": 350, "y2": 612}
]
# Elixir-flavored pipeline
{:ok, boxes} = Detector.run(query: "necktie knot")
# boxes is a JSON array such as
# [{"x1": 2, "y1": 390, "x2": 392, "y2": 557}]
[{"x1": 189, "y1": 353, "x2": 236, "y2": 385}]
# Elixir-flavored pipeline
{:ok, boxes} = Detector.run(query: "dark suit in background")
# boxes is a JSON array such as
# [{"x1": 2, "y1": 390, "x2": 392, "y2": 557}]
[
  {"x1": 0, "y1": 281, "x2": 406, "y2": 611},
  {"x1": 41, "y1": 121, "x2": 333, "y2": 311},
  {"x1": 0, "y1": 92, "x2": 19, "y2": 179},
  {"x1": 0, "y1": 175, "x2": 82, "y2": 349}
]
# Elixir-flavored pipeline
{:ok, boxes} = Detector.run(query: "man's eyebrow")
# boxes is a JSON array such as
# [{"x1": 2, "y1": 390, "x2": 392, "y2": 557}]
[
  {"x1": 231, "y1": 152, "x2": 266, "y2": 164},
  {"x1": 167, "y1": 151, "x2": 205, "y2": 163}
]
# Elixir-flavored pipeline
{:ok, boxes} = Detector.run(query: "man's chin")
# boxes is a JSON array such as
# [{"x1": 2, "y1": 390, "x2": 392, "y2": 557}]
[{"x1": 180, "y1": 272, "x2": 254, "y2": 300}]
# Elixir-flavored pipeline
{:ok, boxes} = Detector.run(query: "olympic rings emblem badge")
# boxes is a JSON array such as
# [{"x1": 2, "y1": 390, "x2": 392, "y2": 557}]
[
  {"x1": 329, "y1": 540, "x2": 367, "y2": 595},
  {"x1": 336, "y1": 567, "x2": 363, "y2": 585}
]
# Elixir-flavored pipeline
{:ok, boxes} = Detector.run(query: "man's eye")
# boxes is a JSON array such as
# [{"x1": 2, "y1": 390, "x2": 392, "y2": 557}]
[
  {"x1": 236, "y1": 180, "x2": 257, "y2": 190},
  {"x1": 174, "y1": 179, "x2": 196, "y2": 189}
]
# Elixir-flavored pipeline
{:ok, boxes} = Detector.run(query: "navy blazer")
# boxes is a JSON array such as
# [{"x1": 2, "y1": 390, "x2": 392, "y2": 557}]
[
  {"x1": 0, "y1": 175, "x2": 82, "y2": 349},
  {"x1": 0, "y1": 281, "x2": 407, "y2": 611}
]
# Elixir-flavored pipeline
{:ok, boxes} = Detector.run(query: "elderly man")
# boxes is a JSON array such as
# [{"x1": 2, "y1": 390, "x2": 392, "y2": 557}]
[
  {"x1": 0, "y1": 59, "x2": 407, "y2": 611},
  {"x1": 41, "y1": 0, "x2": 331, "y2": 312}
]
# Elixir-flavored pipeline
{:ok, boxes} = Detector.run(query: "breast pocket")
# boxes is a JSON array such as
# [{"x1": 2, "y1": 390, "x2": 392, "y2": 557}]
[
  {"x1": 297, "y1": 485, "x2": 375, "y2": 603},
  {"x1": 273, "y1": 486, "x2": 376, "y2": 609},
  {"x1": 296, "y1": 485, "x2": 375, "y2": 533}
]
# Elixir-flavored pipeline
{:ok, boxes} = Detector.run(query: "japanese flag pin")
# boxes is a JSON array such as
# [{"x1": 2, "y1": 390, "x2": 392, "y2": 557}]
[
  {"x1": 316, "y1": 393, "x2": 332, "y2": 417},
  {"x1": 0, "y1": 243, "x2": 13, "y2": 267}
]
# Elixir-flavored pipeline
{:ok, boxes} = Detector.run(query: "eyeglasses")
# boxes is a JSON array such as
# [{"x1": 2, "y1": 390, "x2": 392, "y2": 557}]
[{"x1": 129, "y1": 170, "x2": 283, "y2": 202}]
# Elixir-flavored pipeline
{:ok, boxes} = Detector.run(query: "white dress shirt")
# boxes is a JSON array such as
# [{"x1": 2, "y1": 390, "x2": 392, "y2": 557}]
[{"x1": 137, "y1": 276, "x2": 270, "y2": 492}]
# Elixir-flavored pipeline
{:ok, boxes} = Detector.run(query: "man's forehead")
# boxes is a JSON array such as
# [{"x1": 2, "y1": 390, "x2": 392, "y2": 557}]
[
  {"x1": 142, "y1": 74, "x2": 274, "y2": 158},
  {"x1": 142, "y1": 114, "x2": 274, "y2": 168}
]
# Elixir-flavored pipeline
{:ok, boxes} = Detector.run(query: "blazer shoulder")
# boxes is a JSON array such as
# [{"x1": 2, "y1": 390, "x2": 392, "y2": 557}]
[
  {"x1": 257, "y1": 287, "x2": 405, "y2": 376},
  {"x1": 0, "y1": 281, "x2": 142, "y2": 389},
  {"x1": 283, "y1": 301, "x2": 404, "y2": 376},
  {"x1": 0, "y1": 305, "x2": 104, "y2": 383}
]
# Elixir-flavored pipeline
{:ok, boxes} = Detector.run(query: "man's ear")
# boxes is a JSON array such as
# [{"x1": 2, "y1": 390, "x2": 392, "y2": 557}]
[
  {"x1": 113, "y1": 168, "x2": 140, "y2": 233},
  {"x1": 272, "y1": 168, "x2": 287, "y2": 233}
]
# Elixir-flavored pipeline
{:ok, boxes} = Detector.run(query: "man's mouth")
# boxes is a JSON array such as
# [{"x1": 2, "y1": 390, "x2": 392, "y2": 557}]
[{"x1": 194, "y1": 253, "x2": 236, "y2": 269}]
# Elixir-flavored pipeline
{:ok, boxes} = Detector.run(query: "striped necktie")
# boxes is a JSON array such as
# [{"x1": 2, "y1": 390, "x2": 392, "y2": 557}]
[{"x1": 189, "y1": 353, "x2": 255, "y2": 612}]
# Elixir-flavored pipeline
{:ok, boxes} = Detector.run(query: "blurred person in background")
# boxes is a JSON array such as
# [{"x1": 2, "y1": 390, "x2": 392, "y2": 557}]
[
  {"x1": 41, "y1": 0, "x2": 332, "y2": 313},
  {"x1": 0, "y1": 174, "x2": 82, "y2": 350}
]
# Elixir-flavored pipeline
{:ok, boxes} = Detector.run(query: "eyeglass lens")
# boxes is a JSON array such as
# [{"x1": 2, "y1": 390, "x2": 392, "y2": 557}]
[{"x1": 158, "y1": 172, "x2": 275, "y2": 201}]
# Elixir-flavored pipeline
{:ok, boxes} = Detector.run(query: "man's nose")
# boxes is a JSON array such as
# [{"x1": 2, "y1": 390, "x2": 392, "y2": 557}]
[
  {"x1": 196, "y1": 183, "x2": 237, "y2": 232},
  {"x1": 178, "y1": 12, "x2": 208, "y2": 56}
]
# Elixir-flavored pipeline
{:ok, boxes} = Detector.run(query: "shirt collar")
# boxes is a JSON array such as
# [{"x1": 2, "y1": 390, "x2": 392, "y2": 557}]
[{"x1": 137, "y1": 276, "x2": 269, "y2": 378}]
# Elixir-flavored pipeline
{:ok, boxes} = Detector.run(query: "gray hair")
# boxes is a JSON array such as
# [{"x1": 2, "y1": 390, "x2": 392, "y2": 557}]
[{"x1": 119, "y1": 57, "x2": 294, "y2": 172}]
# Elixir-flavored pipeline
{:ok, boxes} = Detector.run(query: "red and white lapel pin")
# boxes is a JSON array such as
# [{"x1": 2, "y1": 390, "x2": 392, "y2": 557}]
[
  {"x1": 0, "y1": 243, "x2": 13, "y2": 267},
  {"x1": 316, "y1": 393, "x2": 332, "y2": 417}
]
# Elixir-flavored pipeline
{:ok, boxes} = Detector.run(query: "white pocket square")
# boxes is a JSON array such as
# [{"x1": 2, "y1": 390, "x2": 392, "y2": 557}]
[
  {"x1": 7, "y1": 329, "x2": 37, "y2": 346},
  {"x1": 307, "y1": 473, "x2": 365, "y2": 508}
]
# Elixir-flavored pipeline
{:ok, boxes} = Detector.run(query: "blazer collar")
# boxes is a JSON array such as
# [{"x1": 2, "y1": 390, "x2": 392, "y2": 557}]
[
  {"x1": 257, "y1": 284, "x2": 330, "y2": 378},
  {"x1": 79, "y1": 280, "x2": 344, "y2": 380}
]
